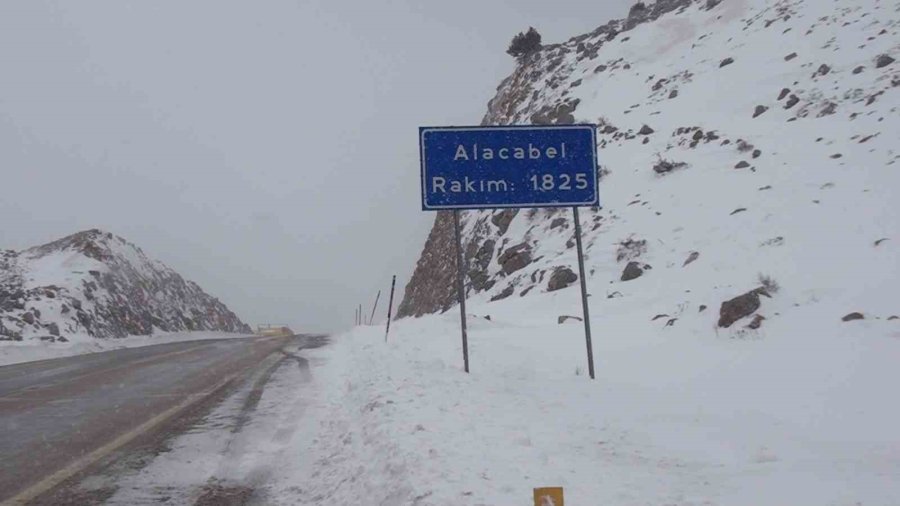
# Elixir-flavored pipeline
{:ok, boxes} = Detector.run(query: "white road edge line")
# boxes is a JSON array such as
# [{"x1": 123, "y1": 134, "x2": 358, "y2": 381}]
[{"x1": 2, "y1": 370, "x2": 245, "y2": 506}]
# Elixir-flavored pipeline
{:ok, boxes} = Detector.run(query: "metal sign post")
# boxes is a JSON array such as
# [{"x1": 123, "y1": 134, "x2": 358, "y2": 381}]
[
  {"x1": 452, "y1": 210, "x2": 470, "y2": 373},
  {"x1": 419, "y1": 124, "x2": 599, "y2": 377},
  {"x1": 572, "y1": 207, "x2": 595, "y2": 379},
  {"x1": 384, "y1": 275, "x2": 396, "y2": 342}
]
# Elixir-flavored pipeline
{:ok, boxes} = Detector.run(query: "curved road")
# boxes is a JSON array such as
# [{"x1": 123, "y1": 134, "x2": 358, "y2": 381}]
[{"x1": 0, "y1": 335, "x2": 298, "y2": 505}]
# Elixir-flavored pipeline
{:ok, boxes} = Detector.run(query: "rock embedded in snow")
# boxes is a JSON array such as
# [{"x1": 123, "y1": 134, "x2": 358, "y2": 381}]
[
  {"x1": 683, "y1": 251, "x2": 700, "y2": 267},
  {"x1": 814, "y1": 64, "x2": 831, "y2": 76},
  {"x1": 841, "y1": 312, "x2": 864, "y2": 322},
  {"x1": 491, "y1": 209, "x2": 518, "y2": 235},
  {"x1": 547, "y1": 267, "x2": 578, "y2": 292},
  {"x1": 718, "y1": 288, "x2": 769, "y2": 328},
  {"x1": 490, "y1": 285, "x2": 514, "y2": 302},
  {"x1": 638, "y1": 124, "x2": 655, "y2": 135},
  {"x1": 753, "y1": 105, "x2": 769, "y2": 118},
  {"x1": 720, "y1": 57, "x2": 735, "y2": 67},
  {"x1": 853, "y1": 65, "x2": 865, "y2": 74},
  {"x1": 875, "y1": 54, "x2": 894, "y2": 68},
  {"x1": 746, "y1": 314, "x2": 765, "y2": 329},
  {"x1": 621, "y1": 261, "x2": 644, "y2": 281},
  {"x1": 557, "y1": 315, "x2": 583, "y2": 324},
  {"x1": 498, "y1": 243, "x2": 533, "y2": 275},
  {"x1": 778, "y1": 88, "x2": 791, "y2": 100},
  {"x1": 784, "y1": 52, "x2": 798, "y2": 61},
  {"x1": 735, "y1": 160, "x2": 751, "y2": 169}
]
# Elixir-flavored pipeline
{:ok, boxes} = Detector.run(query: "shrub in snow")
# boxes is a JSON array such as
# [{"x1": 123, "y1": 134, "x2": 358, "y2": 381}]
[
  {"x1": 506, "y1": 27, "x2": 542, "y2": 58},
  {"x1": 757, "y1": 274, "x2": 780, "y2": 294}
]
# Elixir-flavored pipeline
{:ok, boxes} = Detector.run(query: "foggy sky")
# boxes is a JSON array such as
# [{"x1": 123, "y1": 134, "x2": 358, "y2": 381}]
[{"x1": 1, "y1": 0, "x2": 632, "y2": 332}]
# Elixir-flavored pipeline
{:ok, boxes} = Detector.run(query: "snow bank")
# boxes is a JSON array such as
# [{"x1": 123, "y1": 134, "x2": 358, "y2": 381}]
[{"x1": 266, "y1": 296, "x2": 900, "y2": 505}]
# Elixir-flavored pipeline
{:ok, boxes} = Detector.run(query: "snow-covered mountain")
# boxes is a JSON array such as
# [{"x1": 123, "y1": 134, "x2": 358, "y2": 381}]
[
  {"x1": 0, "y1": 229, "x2": 251, "y2": 342},
  {"x1": 399, "y1": 0, "x2": 899, "y2": 335}
]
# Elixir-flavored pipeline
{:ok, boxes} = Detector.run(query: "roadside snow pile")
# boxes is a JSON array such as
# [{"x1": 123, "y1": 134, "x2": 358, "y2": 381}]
[
  {"x1": 0, "y1": 330, "x2": 254, "y2": 366},
  {"x1": 265, "y1": 294, "x2": 900, "y2": 505}
]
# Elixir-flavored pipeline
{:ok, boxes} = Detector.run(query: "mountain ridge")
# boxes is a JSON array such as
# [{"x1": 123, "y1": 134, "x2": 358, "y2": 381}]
[{"x1": 0, "y1": 229, "x2": 251, "y2": 342}]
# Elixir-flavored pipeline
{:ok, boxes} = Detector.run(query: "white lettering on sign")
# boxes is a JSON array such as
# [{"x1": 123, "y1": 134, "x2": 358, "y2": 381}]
[
  {"x1": 452, "y1": 143, "x2": 566, "y2": 162},
  {"x1": 432, "y1": 176, "x2": 510, "y2": 194}
]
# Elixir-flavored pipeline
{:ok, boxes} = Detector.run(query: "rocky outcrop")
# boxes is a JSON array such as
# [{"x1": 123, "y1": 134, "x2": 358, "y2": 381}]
[{"x1": 0, "y1": 229, "x2": 250, "y2": 342}]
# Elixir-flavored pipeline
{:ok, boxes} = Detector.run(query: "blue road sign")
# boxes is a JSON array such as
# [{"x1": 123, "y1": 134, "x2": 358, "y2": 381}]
[{"x1": 419, "y1": 125, "x2": 598, "y2": 210}]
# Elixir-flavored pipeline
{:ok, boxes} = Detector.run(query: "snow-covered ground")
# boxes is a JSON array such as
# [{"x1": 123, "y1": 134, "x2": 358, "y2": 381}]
[
  {"x1": 64, "y1": 291, "x2": 899, "y2": 504},
  {"x1": 0, "y1": 330, "x2": 254, "y2": 366},
  {"x1": 253, "y1": 303, "x2": 899, "y2": 505}
]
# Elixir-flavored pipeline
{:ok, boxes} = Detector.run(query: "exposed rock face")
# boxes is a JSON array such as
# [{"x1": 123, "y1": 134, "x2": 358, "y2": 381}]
[
  {"x1": 396, "y1": 212, "x2": 458, "y2": 318},
  {"x1": 0, "y1": 229, "x2": 251, "y2": 342}
]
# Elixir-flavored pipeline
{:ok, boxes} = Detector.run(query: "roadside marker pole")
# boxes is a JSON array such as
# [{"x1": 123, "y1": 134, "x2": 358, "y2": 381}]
[
  {"x1": 368, "y1": 290, "x2": 381, "y2": 325},
  {"x1": 359, "y1": 304, "x2": 362, "y2": 326},
  {"x1": 572, "y1": 206, "x2": 595, "y2": 380},
  {"x1": 384, "y1": 275, "x2": 396, "y2": 342},
  {"x1": 452, "y1": 210, "x2": 470, "y2": 373}
]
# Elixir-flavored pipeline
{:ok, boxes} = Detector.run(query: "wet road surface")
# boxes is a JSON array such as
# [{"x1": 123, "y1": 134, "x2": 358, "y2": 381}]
[{"x1": 0, "y1": 335, "x2": 300, "y2": 504}]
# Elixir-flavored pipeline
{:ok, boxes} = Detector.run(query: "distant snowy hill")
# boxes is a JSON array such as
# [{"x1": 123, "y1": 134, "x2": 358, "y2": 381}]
[
  {"x1": 0, "y1": 229, "x2": 251, "y2": 342},
  {"x1": 399, "y1": 0, "x2": 899, "y2": 335}
]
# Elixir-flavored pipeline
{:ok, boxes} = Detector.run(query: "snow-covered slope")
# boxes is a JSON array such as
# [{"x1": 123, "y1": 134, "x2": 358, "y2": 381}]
[
  {"x1": 0, "y1": 229, "x2": 251, "y2": 343},
  {"x1": 399, "y1": 0, "x2": 899, "y2": 338}
]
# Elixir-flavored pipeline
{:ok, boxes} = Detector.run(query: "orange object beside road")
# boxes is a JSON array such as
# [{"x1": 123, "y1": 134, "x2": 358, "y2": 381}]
[{"x1": 533, "y1": 487, "x2": 564, "y2": 506}]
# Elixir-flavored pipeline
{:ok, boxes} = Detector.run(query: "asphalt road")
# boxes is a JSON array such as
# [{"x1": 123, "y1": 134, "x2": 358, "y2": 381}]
[{"x1": 0, "y1": 335, "x2": 299, "y2": 505}]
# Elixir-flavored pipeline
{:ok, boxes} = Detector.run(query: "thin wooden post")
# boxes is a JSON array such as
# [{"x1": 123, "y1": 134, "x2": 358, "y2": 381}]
[{"x1": 368, "y1": 290, "x2": 381, "y2": 325}]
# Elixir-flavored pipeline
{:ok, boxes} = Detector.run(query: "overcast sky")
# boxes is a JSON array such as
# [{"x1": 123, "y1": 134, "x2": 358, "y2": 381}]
[{"x1": 1, "y1": 0, "x2": 632, "y2": 332}]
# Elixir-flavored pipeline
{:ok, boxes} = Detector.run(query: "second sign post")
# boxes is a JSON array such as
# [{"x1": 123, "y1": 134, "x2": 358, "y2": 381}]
[{"x1": 419, "y1": 125, "x2": 600, "y2": 379}]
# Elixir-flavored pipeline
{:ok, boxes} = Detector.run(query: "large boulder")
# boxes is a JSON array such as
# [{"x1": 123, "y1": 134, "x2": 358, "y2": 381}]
[
  {"x1": 547, "y1": 267, "x2": 578, "y2": 292},
  {"x1": 718, "y1": 288, "x2": 769, "y2": 328}
]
